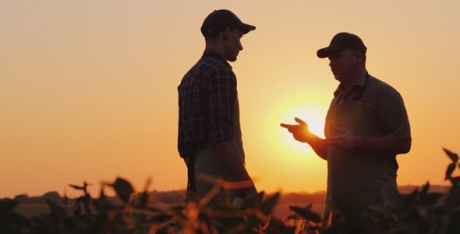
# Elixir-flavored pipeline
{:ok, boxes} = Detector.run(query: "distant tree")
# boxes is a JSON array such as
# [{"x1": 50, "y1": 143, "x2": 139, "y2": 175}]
[
  {"x1": 39, "y1": 191, "x2": 61, "y2": 203},
  {"x1": 151, "y1": 190, "x2": 186, "y2": 204},
  {"x1": 13, "y1": 194, "x2": 29, "y2": 202}
]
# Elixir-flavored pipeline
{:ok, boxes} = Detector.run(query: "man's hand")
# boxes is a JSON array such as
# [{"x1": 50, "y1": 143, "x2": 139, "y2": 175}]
[
  {"x1": 280, "y1": 117, "x2": 312, "y2": 143},
  {"x1": 328, "y1": 128, "x2": 361, "y2": 151},
  {"x1": 281, "y1": 117, "x2": 329, "y2": 160}
]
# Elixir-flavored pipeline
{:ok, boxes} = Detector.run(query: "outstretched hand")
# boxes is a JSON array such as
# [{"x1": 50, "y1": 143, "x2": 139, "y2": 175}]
[{"x1": 280, "y1": 117, "x2": 311, "y2": 143}]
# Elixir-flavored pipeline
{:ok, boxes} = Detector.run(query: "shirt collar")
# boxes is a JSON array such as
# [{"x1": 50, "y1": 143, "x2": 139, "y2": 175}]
[
  {"x1": 334, "y1": 70, "x2": 368, "y2": 97},
  {"x1": 203, "y1": 49, "x2": 226, "y2": 61}
]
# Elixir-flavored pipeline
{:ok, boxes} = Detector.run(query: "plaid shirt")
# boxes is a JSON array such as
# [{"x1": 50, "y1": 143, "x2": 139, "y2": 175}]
[{"x1": 177, "y1": 49, "x2": 237, "y2": 158}]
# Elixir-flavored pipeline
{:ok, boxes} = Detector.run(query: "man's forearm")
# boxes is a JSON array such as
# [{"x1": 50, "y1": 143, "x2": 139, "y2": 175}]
[{"x1": 307, "y1": 134, "x2": 329, "y2": 160}]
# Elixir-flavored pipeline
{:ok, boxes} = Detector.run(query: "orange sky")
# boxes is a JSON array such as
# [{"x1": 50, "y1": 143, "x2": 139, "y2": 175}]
[{"x1": 1, "y1": 0, "x2": 460, "y2": 198}]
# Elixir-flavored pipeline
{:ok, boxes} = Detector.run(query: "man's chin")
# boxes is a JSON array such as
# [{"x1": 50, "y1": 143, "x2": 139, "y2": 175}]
[{"x1": 332, "y1": 72, "x2": 342, "y2": 79}]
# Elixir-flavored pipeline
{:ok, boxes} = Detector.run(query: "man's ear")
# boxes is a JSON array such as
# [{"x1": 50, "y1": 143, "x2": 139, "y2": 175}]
[
  {"x1": 222, "y1": 27, "x2": 232, "y2": 40},
  {"x1": 354, "y1": 50, "x2": 364, "y2": 64}
]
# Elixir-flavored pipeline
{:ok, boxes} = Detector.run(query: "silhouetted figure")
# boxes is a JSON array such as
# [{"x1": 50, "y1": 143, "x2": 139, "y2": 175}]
[
  {"x1": 177, "y1": 9, "x2": 257, "y2": 207},
  {"x1": 281, "y1": 32, "x2": 411, "y2": 218}
]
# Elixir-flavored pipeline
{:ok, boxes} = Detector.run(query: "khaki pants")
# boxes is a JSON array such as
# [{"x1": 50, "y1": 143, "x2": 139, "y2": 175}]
[{"x1": 194, "y1": 142, "x2": 245, "y2": 208}]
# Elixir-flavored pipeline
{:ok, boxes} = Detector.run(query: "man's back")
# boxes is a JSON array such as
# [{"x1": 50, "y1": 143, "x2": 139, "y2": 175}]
[{"x1": 177, "y1": 49, "x2": 237, "y2": 159}]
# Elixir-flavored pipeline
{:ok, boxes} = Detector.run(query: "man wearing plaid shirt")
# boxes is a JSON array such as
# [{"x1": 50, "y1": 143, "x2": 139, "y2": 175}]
[{"x1": 177, "y1": 9, "x2": 257, "y2": 206}]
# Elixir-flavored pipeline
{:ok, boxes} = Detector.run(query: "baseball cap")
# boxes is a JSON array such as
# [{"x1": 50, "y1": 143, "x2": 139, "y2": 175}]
[
  {"x1": 317, "y1": 32, "x2": 367, "y2": 58},
  {"x1": 201, "y1": 9, "x2": 256, "y2": 36}
]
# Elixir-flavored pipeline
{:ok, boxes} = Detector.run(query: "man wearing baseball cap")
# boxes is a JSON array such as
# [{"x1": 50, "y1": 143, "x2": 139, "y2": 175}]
[
  {"x1": 177, "y1": 9, "x2": 257, "y2": 207},
  {"x1": 282, "y1": 32, "x2": 412, "y2": 219}
]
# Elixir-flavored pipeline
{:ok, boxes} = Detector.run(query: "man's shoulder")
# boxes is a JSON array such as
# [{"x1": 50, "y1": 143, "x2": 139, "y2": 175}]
[
  {"x1": 180, "y1": 57, "x2": 235, "y2": 87},
  {"x1": 185, "y1": 56, "x2": 228, "y2": 73},
  {"x1": 196, "y1": 56, "x2": 232, "y2": 70},
  {"x1": 368, "y1": 75, "x2": 401, "y2": 95},
  {"x1": 190, "y1": 56, "x2": 232, "y2": 75}
]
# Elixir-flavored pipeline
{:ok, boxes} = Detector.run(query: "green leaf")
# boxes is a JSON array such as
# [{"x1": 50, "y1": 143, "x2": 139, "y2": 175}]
[
  {"x1": 334, "y1": 194, "x2": 364, "y2": 226},
  {"x1": 242, "y1": 215, "x2": 260, "y2": 232},
  {"x1": 266, "y1": 218, "x2": 296, "y2": 234},
  {"x1": 68, "y1": 184, "x2": 84, "y2": 190},
  {"x1": 450, "y1": 176, "x2": 460, "y2": 185},
  {"x1": 425, "y1": 192, "x2": 444, "y2": 205},
  {"x1": 46, "y1": 199, "x2": 66, "y2": 217},
  {"x1": 74, "y1": 205, "x2": 81, "y2": 216},
  {"x1": 99, "y1": 188, "x2": 106, "y2": 199},
  {"x1": 241, "y1": 191, "x2": 264, "y2": 209},
  {"x1": 381, "y1": 183, "x2": 403, "y2": 207},
  {"x1": 149, "y1": 214, "x2": 172, "y2": 224},
  {"x1": 93, "y1": 194, "x2": 113, "y2": 214},
  {"x1": 216, "y1": 216, "x2": 246, "y2": 231},
  {"x1": 446, "y1": 163, "x2": 456, "y2": 180},
  {"x1": 240, "y1": 192, "x2": 266, "y2": 231},
  {"x1": 259, "y1": 192, "x2": 280, "y2": 216},
  {"x1": 443, "y1": 185, "x2": 460, "y2": 214},
  {"x1": 401, "y1": 189, "x2": 419, "y2": 204},
  {"x1": 168, "y1": 204, "x2": 187, "y2": 219},
  {"x1": 144, "y1": 206, "x2": 165, "y2": 213},
  {"x1": 169, "y1": 204, "x2": 185, "y2": 212},
  {"x1": 421, "y1": 182, "x2": 430, "y2": 195},
  {"x1": 84, "y1": 203, "x2": 92, "y2": 216},
  {"x1": 289, "y1": 205, "x2": 321, "y2": 223},
  {"x1": 111, "y1": 177, "x2": 134, "y2": 204},
  {"x1": 75, "y1": 197, "x2": 83, "y2": 206},
  {"x1": 137, "y1": 191, "x2": 148, "y2": 208},
  {"x1": 0, "y1": 198, "x2": 18, "y2": 214},
  {"x1": 444, "y1": 148, "x2": 459, "y2": 162}
]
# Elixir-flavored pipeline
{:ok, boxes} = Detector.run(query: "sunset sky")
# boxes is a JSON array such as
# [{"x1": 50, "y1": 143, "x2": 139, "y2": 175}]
[{"x1": 2, "y1": 0, "x2": 460, "y2": 198}]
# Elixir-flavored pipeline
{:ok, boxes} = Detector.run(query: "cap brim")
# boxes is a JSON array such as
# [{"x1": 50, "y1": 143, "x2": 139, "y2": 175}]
[
  {"x1": 239, "y1": 23, "x2": 256, "y2": 34},
  {"x1": 316, "y1": 46, "x2": 344, "y2": 58}
]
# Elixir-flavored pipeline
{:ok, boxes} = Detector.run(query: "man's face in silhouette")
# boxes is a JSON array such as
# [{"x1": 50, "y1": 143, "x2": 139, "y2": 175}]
[
  {"x1": 327, "y1": 49, "x2": 362, "y2": 83},
  {"x1": 223, "y1": 28, "x2": 244, "y2": 62}
]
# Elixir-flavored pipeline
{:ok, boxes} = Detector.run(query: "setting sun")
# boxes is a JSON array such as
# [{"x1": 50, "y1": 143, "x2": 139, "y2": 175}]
[{"x1": 267, "y1": 94, "x2": 329, "y2": 162}]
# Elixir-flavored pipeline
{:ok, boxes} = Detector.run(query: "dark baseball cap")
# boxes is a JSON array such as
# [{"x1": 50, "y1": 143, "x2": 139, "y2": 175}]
[
  {"x1": 201, "y1": 9, "x2": 256, "y2": 36},
  {"x1": 317, "y1": 32, "x2": 367, "y2": 58}
]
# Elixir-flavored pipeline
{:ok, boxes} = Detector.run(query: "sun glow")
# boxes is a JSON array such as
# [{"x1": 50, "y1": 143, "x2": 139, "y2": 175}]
[{"x1": 266, "y1": 94, "x2": 329, "y2": 162}]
